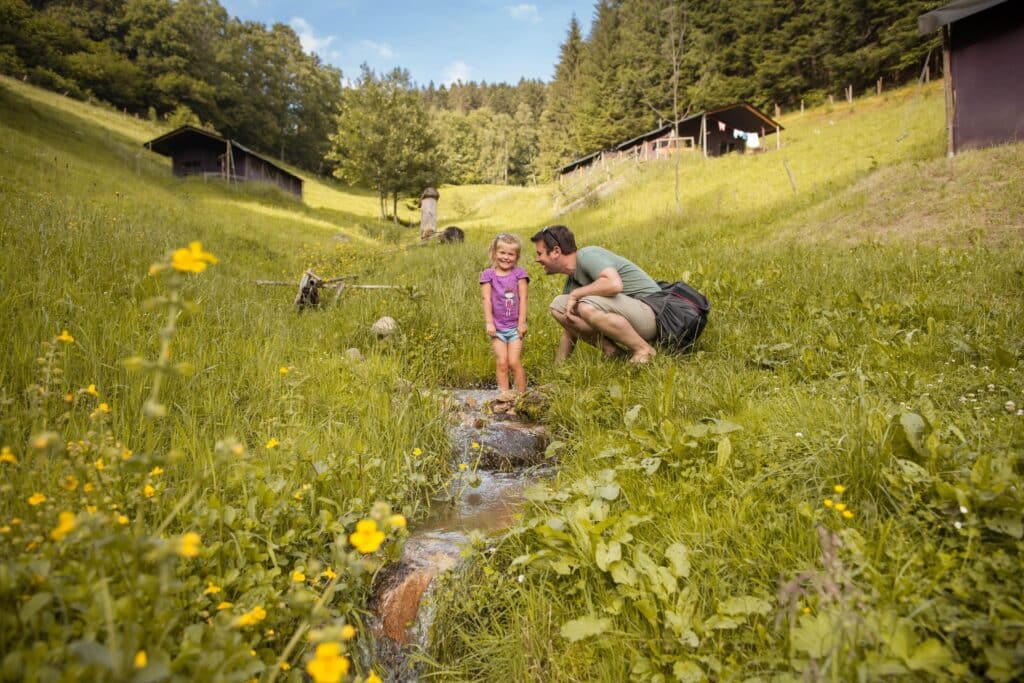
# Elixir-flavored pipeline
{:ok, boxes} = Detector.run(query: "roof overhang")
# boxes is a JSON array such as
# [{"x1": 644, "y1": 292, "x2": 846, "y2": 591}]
[
  {"x1": 144, "y1": 125, "x2": 227, "y2": 156},
  {"x1": 918, "y1": 0, "x2": 1009, "y2": 34}
]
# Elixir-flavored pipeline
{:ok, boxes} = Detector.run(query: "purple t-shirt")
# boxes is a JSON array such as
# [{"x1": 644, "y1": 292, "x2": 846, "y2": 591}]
[{"x1": 480, "y1": 266, "x2": 529, "y2": 331}]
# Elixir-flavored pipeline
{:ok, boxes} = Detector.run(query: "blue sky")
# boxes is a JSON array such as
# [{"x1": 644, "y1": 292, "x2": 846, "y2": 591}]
[{"x1": 219, "y1": 1, "x2": 597, "y2": 86}]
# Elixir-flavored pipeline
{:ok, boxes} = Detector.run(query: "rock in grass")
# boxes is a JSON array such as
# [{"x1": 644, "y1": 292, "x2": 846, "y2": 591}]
[
  {"x1": 371, "y1": 316, "x2": 398, "y2": 338},
  {"x1": 345, "y1": 347, "x2": 363, "y2": 361}
]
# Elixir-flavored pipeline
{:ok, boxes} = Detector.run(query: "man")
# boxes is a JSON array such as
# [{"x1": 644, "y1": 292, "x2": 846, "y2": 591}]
[{"x1": 532, "y1": 225, "x2": 660, "y2": 364}]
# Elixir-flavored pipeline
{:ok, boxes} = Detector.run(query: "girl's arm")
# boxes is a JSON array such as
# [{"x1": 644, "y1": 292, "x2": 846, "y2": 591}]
[
  {"x1": 481, "y1": 282, "x2": 496, "y2": 337},
  {"x1": 517, "y1": 277, "x2": 528, "y2": 337}
]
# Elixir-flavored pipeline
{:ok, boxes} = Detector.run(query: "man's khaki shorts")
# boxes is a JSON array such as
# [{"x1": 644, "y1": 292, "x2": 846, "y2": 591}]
[{"x1": 551, "y1": 293, "x2": 657, "y2": 341}]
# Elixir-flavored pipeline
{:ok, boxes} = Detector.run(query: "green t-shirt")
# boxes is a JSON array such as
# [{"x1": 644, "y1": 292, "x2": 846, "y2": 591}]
[{"x1": 563, "y1": 246, "x2": 660, "y2": 297}]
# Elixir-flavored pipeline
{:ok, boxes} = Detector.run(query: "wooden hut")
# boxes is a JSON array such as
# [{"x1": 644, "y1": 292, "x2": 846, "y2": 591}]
[
  {"x1": 143, "y1": 126, "x2": 303, "y2": 197},
  {"x1": 617, "y1": 104, "x2": 783, "y2": 161},
  {"x1": 918, "y1": 0, "x2": 1024, "y2": 155}
]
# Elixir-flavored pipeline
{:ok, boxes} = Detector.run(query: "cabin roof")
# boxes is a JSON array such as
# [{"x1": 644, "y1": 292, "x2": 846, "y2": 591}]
[
  {"x1": 143, "y1": 125, "x2": 302, "y2": 183},
  {"x1": 918, "y1": 0, "x2": 1010, "y2": 34}
]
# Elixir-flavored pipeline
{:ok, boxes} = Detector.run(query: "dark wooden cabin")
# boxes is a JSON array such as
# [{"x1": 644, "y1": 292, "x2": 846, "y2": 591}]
[
  {"x1": 143, "y1": 126, "x2": 303, "y2": 197},
  {"x1": 558, "y1": 103, "x2": 782, "y2": 179},
  {"x1": 919, "y1": 0, "x2": 1024, "y2": 155}
]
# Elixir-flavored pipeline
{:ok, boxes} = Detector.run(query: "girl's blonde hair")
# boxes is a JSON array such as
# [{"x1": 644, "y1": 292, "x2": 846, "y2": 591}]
[{"x1": 487, "y1": 232, "x2": 522, "y2": 265}]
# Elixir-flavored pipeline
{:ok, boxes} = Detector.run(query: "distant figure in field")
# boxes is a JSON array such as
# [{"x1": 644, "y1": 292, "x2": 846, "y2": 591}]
[
  {"x1": 531, "y1": 224, "x2": 659, "y2": 364},
  {"x1": 480, "y1": 233, "x2": 530, "y2": 392}
]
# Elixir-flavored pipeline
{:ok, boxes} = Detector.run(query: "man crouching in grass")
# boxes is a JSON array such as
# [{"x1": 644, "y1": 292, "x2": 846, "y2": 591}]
[{"x1": 532, "y1": 224, "x2": 659, "y2": 364}]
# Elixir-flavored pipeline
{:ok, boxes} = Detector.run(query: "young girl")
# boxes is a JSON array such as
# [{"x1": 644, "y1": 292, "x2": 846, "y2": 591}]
[{"x1": 479, "y1": 233, "x2": 529, "y2": 392}]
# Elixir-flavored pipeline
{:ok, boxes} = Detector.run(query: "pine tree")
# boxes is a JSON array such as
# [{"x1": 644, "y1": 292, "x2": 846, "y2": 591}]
[{"x1": 536, "y1": 15, "x2": 585, "y2": 180}]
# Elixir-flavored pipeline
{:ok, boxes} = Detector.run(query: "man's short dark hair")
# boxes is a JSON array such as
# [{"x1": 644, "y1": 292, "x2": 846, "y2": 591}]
[{"x1": 531, "y1": 225, "x2": 577, "y2": 254}]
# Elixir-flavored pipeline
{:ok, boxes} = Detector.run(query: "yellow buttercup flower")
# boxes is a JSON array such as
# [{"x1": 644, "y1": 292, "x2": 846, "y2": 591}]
[
  {"x1": 842, "y1": 510, "x2": 854, "y2": 519},
  {"x1": 150, "y1": 466, "x2": 164, "y2": 476},
  {"x1": 265, "y1": 438, "x2": 280, "y2": 449},
  {"x1": 63, "y1": 475, "x2": 79, "y2": 490},
  {"x1": 143, "y1": 485, "x2": 156, "y2": 498},
  {"x1": 279, "y1": 366, "x2": 289, "y2": 375},
  {"x1": 321, "y1": 567, "x2": 337, "y2": 580},
  {"x1": 235, "y1": 605, "x2": 267, "y2": 627},
  {"x1": 823, "y1": 498, "x2": 834, "y2": 508},
  {"x1": 117, "y1": 515, "x2": 129, "y2": 525},
  {"x1": 412, "y1": 447, "x2": 422, "y2": 457},
  {"x1": 389, "y1": 514, "x2": 407, "y2": 529},
  {"x1": 64, "y1": 393, "x2": 74, "y2": 402},
  {"x1": 204, "y1": 583, "x2": 221, "y2": 595},
  {"x1": 291, "y1": 570, "x2": 306, "y2": 583},
  {"x1": 835, "y1": 503, "x2": 847, "y2": 512},
  {"x1": 833, "y1": 484, "x2": 846, "y2": 494},
  {"x1": 458, "y1": 463, "x2": 468, "y2": 471},
  {"x1": 50, "y1": 512, "x2": 77, "y2": 541},
  {"x1": 121, "y1": 447, "x2": 133, "y2": 460},
  {"x1": 94, "y1": 458, "x2": 105, "y2": 471},
  {"x1": 171, "y1": 241, "x2": 219, "y2": 274},
  {"x1": 340, "y1": 624, "x2": 356, "y2": 641},
  {"x1": 83, "y1": 482, "x2": 94, "y2": 493},
  {"x1": 176, "y1": 532, "x2": 201, "y2": 558},
  {"x1": 57, "y1": 329, "x2": 75, "y2": 344},
  {"x1": 86, "y1": 505, "x2": 97, "y2": 514},
  {"x1": 471, "y1": 442, "x2": 480, "y2": 450},
  {"x1": 86, "y1": 384, "x2": 99, "y2": 397},
  {"x1": 349, "y1": 519, "x2": 385, "y2": 554},
  {"x1": 28, "y1": 492, "x2": 46, "y2": 506},
  {"x1": 280, "y1": 661, "x2": 291, "y2": 671},
  {"x1": 216, "y1": 601, "x2": 233, "y2": 610},
  {"x1": 0, "y1": 447, "x2": 16, "y2": 464},
  {"x1": 366, "y1": 671, "x2": 382, "y2": 683},
  {"x1": 305, "y1": 642, "x2": 349, "y2": 683},
  {"x1": 134, "y1": 650, "x2": 147, "y2": 668}
]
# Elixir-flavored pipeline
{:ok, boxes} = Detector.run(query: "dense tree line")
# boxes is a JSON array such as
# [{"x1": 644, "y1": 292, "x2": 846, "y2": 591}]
[
  {"x1": 0, "y1": 0, "x2": 343, "y2": 173},
  {"x1": 2, "y1": 0, "x2": 944, "y2": 186}
]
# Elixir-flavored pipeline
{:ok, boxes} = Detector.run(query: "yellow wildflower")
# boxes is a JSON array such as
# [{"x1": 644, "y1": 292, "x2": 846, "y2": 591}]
[
  {"x1": 412, "y1": 447, "x2": 422, "y2": 457},
  {"x1": 86, "y1": 505, "x2": 97, "y2": 514},
  {"x1": 235, "y1": 605, "x2": 267, "y2": 627},
  {"x1": 340, "y1": 624, "x2": 356, "y2": 641},
  {"x1": 835, "y1": 503, "x2": 847, "y2": 512},
  {"x1": 134, "y1": 650, "x2": 147, "y2": 668},
  {"x1": 305, "y1": 642, "x2": 349, "y2": 683},
  {"x1": 83, "y1": 482, "x2": 94, "y2": 493},
  {"x1": 57, "y1": 329, "x2": 75, "y2": 344},
  {"x1": 389, "y1": 514, "x2": 407, "y2": 529},
  {"x1": 366, "y1": 672, "x2": 383, "y2": 683},
  {"x1": 150, "y1": 466, "x2": 164, "y2": 476},
  {"x1": 143, "y1": 485, "x2": 156, "y2": 498},
  {"x1": 63, "y1": 475, "x2": 79, "y2": 490},
  {"x1": 823, "y1": 498, "x2": 834, "y2": 508},
  {"x1": 121, "y1": 447, "x2": 133, "y2": 460},
  {"x1": 28, "y1": 492, "x2": 46, "y2": 506},
  {"x1": 321, "y1": 567, "x2": 337, "y2": 580},
  {"x1": 349, "y1": 519, "x2": 385, "y2": 554},
  {"x1": 0, "y1": 447, "x2": 16, "y2": 464},
  {"x1": 117, "y1": 515, "x2": 129, "y2": 525},
  {"x1": 64, "y1": 393, "x2": 74, "y2": 402},
  {"x1": 265, "y1": 438, "x2": 280, "y2": 449},
  {"x1": 204, "y1": 583, "x2": 221, "y2": 595},
  {"x1": 171, "y1": 241, "x2": 219, "y2": 274},
  {"x1": 50, "y1": 512, "x2": 77, "y2": 541},
  {"x1": 280, "y1": 662, "x2": 291, "y2": 671},
  {"x1": 216, "y1": 601, "x2": 233, "y2": 610},
  {"x1": 833, "y1": 484, "x2": 846, "y2": 494},
  {"x1": 458, "y1": 463, "x2": 468, "y2": 471},
  {"x1": 176, "y1": 532, "x2": 201, "y2": 558},
  {"x1": 33, "y1": 433, "x2": 54, "y2": 450},
  {"x1": 11, "y1": 518, "x2": 21, "y2": 525},
  {"x1": 471, "y1": 442, "x2": 480, "y2": 450},
  {"x1": 842, "y1": 510, "x2": 854, "y2": 519},
  {"x1": 0, "y1": 526, "x2": 9, "y2": 534},
  {"x1": 86, "y1": 384, "x2": 99, "y2": 397},
  {"x1": 279, "y1": 366, "x2": 289, "y2": 375},
  {"x1": 94, "y1": 458, "x2": 105, "y2": 471},
  {"x1": 291, "y1": 570, "x2": 306, "y2": 583}
]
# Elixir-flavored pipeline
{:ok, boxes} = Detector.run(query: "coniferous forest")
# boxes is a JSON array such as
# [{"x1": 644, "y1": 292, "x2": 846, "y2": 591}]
[{"x1": 1, "y1": 0, "x2": 943, "y2": 184}]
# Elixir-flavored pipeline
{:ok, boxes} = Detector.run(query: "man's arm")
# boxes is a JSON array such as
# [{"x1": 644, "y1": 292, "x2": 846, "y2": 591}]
[{"x1": 566, "y1": 267, "x2": 623, "y2": 314}]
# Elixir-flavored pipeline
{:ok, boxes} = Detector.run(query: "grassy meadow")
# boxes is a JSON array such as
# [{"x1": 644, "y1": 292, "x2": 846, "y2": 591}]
[{"x1": 1, "y1": 72, "x2": 1023, "y2": 682}]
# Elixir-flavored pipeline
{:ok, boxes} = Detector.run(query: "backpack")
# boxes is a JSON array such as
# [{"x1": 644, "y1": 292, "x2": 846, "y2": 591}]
[{"x1": 640, "y1": 280, "x2": 710, "y2": 351}]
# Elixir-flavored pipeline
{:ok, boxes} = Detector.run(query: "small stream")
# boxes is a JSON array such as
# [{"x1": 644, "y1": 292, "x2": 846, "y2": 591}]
[{"x1": 370, "y1": 389, "x2": 550, "y2": 679}]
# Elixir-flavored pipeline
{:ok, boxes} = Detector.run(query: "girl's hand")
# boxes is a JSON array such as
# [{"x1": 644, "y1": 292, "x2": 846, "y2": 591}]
[
  {"x1": 486, "y1": 323, "x2": 497, "y2": 338},
  {"x1": 517, "y1": 322, "x2": 528, "y2": 338}
]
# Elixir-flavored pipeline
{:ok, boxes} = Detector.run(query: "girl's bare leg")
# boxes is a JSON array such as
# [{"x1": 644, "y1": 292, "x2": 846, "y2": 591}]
[
  {"x1": 491, "y1": 337, "x2": 510, "y2": 391},
  {"x1": 506, "y1": 338, "x2": 526, "y2": 392}
]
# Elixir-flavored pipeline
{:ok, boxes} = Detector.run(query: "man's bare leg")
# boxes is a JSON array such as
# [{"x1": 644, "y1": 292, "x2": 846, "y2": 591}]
[
  {"x1": 552, "y1": 307, "x2": 621, "y2": 357},
  {"x1": 576, "y1": 303, "x2": 656, "y2": 363}
]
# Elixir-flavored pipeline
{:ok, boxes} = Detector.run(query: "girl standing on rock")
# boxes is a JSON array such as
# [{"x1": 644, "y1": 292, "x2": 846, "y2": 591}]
[{"x1": 480, "y1": 233, "x2": 530, "y2": 392}]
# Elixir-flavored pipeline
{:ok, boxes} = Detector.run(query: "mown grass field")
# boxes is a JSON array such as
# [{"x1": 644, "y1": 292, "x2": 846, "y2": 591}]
[{"x1": 1, "y1": 73, "x2": 1022, "y2": 682}]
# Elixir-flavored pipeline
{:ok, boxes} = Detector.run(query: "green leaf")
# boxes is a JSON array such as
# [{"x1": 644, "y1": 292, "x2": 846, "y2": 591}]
[
  {"x1": 624, "y1": 404, "x2": 641, "y2": 427},
  {"x1": 718, "y1": 595, "x2": 772, "y2": 617},
  {"x1": 704, "y1": 615, "x2": 740, "y2": 630},
  {"x1": 610, "y1": 560, "x2": 638, "y2": 586},
  {"x1": 984, "y1": 514, "x2": 1023, "y2": 539},
  {"x1": 69, "y1": 639, "x2": 113, "y2": 669},
  {"x1": 664, "y1": 542, "x2": 691, "y2": 579},
  {"x1": 595, "y1": 540, "x2": 622, "y2": 571},
  {"x1": 596, "y1": 482, "x2": 620, "y2": 501},
  {"x1": 900, "y1": 412, "x2": 928, "y2": 458},
  {"x1": 672, "y1": 659, "x2": 706, "y2": 683},
  {"x1": 906, "y1": 638, "x2": 952, "y2": 673},
  {"x1": 790, "y1": 612, "x2": 835, "y2": 658},
  {"x1": 18, "y1": 592, "x2": 52, "y2": 622},
  {"x1": 560, "y1": 615, "x2": 611, "y2": 642},
  {"x1": 716, "y1": 436, "x2": 732, "y2": 468}
]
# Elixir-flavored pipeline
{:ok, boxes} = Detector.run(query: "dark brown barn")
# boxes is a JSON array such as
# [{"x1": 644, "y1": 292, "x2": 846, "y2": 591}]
[
  {"x1": 919, "y1": 0, "x2": 1024, "y2": 155},
  {"x1": 558, "y1": 103, "x2": 783, "y2": 179},
  {"x1": 143, "y1": 126, "x2": 303, "y2": 197}
]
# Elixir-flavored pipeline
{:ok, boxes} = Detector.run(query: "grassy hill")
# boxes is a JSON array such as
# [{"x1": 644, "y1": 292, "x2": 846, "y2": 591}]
[{"x1": 1, "y1": 74, "x2": 1022, "y2": 681}]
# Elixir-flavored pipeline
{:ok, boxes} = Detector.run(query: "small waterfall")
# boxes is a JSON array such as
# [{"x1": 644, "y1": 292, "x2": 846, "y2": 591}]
[{"x1": 370, "y1": 389, "x2": 549, "y2": 679}]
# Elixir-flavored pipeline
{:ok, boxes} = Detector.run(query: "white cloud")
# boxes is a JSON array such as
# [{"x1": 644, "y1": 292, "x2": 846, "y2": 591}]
[
  {"x1": 505, "y1": 4, "x2": 541, "y2": 22},
  {"x1": 290, "y1": 17, "x2": 335, "y2": 55},
  {"x1": 359, "y1": 40, "x2": 396, "y2": 58},
  {"x1": 442, "y1": 60, "x2": 471, "y2": 86}
]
